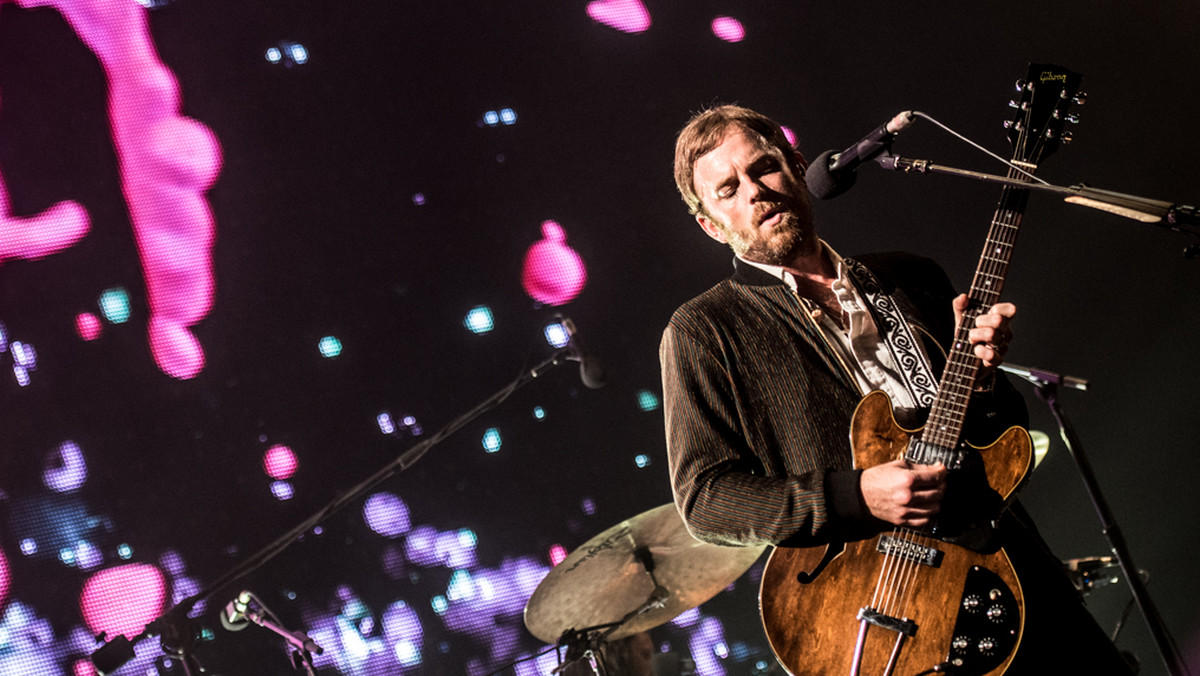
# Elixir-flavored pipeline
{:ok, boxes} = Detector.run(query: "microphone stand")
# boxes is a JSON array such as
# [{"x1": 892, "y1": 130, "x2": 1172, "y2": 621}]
[
  {"x1": 1002, "y1": 364, "x2": 1190, "y2": 676},
  {"x1": 876, "y1": 154, "x2": 1200, "y2": 253},
  {"x1": 244, "y1": 607, "x2": 322, "y2": 676},
  {"x1": 89, "y1": 344, "x2": 585, "y2": 674}
]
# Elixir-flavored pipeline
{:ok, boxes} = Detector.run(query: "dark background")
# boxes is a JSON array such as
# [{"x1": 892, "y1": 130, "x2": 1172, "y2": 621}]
[{"x1": 0, "y1": 0, "x2": 1197, "y2": 674}]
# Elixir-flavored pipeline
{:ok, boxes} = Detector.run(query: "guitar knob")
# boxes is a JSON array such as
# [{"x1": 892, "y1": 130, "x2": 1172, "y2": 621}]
[
  {"x1": 987, "y1": 605, "x2": 1005, "y2": 622},
  {"x1": 952, "y1": 635, "x2": 970, "y2": 652},
  {"x1": 962, "y1": 594, "x2": 982, "y2": 612},
  {"x1": 977, "y1": 637, "x2": 997, "y2": 655}
]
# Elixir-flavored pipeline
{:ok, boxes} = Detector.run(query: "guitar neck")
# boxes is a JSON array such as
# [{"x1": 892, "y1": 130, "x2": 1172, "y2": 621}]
[{"x1": 918, "y1": 163, "x2": 1035, "y2": 452}]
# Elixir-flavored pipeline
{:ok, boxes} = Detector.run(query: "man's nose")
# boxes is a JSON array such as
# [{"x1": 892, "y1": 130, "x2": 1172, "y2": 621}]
[{"x1": 746, "y1": 177, "x2": 769, "y2": 202}]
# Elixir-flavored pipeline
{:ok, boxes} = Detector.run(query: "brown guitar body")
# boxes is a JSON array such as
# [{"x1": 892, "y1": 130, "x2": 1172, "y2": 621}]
[{"x1": 759, "y1": 391, "x2": 1033, "y2": 676}]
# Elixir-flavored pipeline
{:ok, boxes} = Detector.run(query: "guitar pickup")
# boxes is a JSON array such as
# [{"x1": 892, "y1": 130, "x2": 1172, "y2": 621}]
[
  {"x1": 906, "y1": 439, "x2": 964, "y2": 470},
  {"x1": 877, "y1": 534, "x2": 944, "y2": 568}
]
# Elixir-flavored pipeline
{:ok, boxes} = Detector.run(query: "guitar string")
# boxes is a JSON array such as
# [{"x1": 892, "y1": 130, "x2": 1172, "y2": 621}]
[
  {"x1": 871, "y1": 526, "x2": 902, "y2": 612},
  {"x1": 891, "y1": 527, "x2": 918, "y2": 619},
  {"x1": 896, "y1": 527, "x2": 924, "y2": 620},
  {"x1": 884, "y1": 528, "x2": 909, "y2": 617},
  {"x1": 880, "y1": 96, "x2": 1048, "y2": 633},
  {"x1": 935, "y1": 74, "x2": 1050, "y2": 450},
  {"x1": 904, "y1": 167, "x2": 1024, "y2": 623}
]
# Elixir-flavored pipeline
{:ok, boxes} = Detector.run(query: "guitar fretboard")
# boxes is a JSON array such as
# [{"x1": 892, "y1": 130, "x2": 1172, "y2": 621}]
[{"x1": 914, "y1": 162, "x2": 1035, "y2": 459}]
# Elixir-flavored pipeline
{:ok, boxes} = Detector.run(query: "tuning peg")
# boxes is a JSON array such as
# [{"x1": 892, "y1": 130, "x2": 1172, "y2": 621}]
[
  {"x1": 1014, "y1": 79, "x2": 1027, "y2": 92},
  {"x1": 1065, "y1": 113, "x2": 1081, "y2": 124},
  {"x1": 1008, "y1": 100, "x2": 1020, "y2": 109},
  {"x1": 1003, "y1": 120, "x2": 1014, "y2": 129},
  {"x1": 1061, "y1": 131, "x2": 1075, "y2": 144},
  {"x1": 1073, "y1": 92, "x2": 1088, "y2": 105}
]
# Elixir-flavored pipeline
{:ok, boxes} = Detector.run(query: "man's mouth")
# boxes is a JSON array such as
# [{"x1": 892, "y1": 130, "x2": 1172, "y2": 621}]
[{"x1": 757, "y1": 207, "x2": 784, "y2": 227}]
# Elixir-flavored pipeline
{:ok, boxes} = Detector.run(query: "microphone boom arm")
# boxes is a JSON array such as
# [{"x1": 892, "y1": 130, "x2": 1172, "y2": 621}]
[
  {"x1": 877, "y1": 154, "x2": 1200, "y2": 235},
  {"x1": 90, "y1": 342, "x2": 582, "y2": 673}
]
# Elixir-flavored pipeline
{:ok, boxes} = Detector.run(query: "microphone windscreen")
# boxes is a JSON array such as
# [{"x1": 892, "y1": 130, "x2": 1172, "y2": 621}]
[
  {"x1": 220, "y1": 601, "x2": 250, "y2": 632},
  {"x1": 580, "y1": 357, "x2": 607, "y2": 389},
  {"x1": 804, "y1": 149, "x2": 856, "y2": 200}
]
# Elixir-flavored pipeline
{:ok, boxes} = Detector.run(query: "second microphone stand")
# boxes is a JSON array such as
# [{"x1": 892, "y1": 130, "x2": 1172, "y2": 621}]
[{"x1": 1012, "y1": 369, "x2": 1189, "y2": 676}]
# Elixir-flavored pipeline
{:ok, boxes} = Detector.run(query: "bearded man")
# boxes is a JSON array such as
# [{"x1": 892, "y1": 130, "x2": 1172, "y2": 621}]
[{"x1": 661, "y1": 104, "x2": 1133, "y2": 674}]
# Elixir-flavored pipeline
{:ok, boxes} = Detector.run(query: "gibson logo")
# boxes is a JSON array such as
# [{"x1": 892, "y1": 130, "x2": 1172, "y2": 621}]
[{"x1": 1040, "y1": 71, "x2": 1067, "y2": 83}]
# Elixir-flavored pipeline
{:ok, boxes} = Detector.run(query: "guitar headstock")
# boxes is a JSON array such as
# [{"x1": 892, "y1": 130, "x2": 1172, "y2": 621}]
[{"x1": 1005, "y1": 63, "x2": 1083, "y2": 165}]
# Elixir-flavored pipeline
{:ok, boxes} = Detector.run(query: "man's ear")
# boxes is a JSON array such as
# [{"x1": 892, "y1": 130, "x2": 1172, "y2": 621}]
[
  {"x1": 792, "y1": 149, "x2": 808, "y2": 175},
  {"x1": 696, "y1": 213, "x2": 728, "y2": 244}
]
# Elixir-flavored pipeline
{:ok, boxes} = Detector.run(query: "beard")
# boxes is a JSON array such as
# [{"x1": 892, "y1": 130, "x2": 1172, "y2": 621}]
[{"x1": 723, "y1": 203, "x2": 812, "y2": 267}]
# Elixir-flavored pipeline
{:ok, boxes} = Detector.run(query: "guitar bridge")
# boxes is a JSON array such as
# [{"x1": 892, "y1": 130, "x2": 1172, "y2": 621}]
[{"x1": 877, "y1": 534, "x2": 943, "y2": 568}]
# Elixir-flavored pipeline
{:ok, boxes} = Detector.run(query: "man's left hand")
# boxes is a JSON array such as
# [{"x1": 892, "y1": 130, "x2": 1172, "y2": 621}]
[{"x1": 953, "y1": 294, "x2": 1015, "y2": 372}]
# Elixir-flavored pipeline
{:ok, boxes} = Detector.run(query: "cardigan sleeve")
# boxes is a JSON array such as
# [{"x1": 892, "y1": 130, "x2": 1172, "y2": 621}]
[{"x1": 660, "y1": 320, "x2": 877, "y2": 547}]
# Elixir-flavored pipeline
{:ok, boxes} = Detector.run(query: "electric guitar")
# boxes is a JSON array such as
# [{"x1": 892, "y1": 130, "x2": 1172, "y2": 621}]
[{"x1": 759, "y1": 64, "x2": 1083, "y2": 676}]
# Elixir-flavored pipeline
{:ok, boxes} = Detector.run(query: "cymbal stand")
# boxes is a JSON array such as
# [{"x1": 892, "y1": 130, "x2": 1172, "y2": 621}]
[{"x1": 552, "y1": 549, "x2": 670, "y2": 676}]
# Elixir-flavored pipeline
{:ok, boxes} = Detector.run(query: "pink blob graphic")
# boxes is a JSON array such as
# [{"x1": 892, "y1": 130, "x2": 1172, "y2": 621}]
[
  {"x1": 16, "y1": 0, "x2": 222, "y2": 380},
  {"x1": 262, "y1": 444, "x2": 298, "y2": 480},
  {"x1": 79, "y1": 563, "x2": 167, "y2": 639},
  {"x1": 0, "y1": 547, "x2": 9, "y2": 609},
  {"x1": 0, "y1": 73, "x2": 91, "y2": 262},
  {"x1": 73, "y1": 659, "x2": 96, "y2": 676},
  {"x1": 586, "y1": 0, "x2": 651, "y2": 34},
  {"x1": 548, "y1": 544, "x2": 568, "y2": 567},
  {"x1": 522, "y1": 220, "x2": 587, "y2": 307},
  {"x1": 780, "y1": 125, "x2": 798, "y2": 148},
  {"x1": 75, "y1": 312, "x2": 102, "y2": 341},
  {"x1": 0, "y1": 181, "x2": 90, "y2": 264},
  {"x1": 711, "y1": 16, "x2": 745, "y2": 43}
]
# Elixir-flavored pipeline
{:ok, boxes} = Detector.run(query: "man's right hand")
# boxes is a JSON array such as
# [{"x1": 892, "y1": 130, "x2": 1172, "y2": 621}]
[{"x1": 860, "y1": 459, "x2": 948, "y2": 528}]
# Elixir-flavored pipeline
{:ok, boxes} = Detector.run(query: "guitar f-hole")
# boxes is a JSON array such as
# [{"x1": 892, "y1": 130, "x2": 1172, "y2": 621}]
[{"x1": 795, "y1": 541, "x2": 844, "y2": 584}]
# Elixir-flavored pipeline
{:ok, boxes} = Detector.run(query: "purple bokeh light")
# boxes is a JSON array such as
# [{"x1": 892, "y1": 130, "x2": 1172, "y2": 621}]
[
  {"x1": 43, "y1": 441, "x2": 87, "y2": 494},
  {"x1": 363, "y1": 492, "x2": 412, "y2": 538}
]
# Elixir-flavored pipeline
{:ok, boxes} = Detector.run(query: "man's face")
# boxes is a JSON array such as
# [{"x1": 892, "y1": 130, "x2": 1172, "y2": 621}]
[{"x1": 691, "y1": 127, "x2": 814, "y2": 266}]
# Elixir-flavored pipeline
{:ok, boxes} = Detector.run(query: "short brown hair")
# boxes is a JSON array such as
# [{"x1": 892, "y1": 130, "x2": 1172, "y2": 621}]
[{"x1": 673, "y1": 104, "x2": 796, "y2": 216}]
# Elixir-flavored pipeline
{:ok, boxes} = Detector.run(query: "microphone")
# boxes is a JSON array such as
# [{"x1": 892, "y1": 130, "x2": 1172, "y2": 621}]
[
  {"x1": 998, "y1": 362, "x2": 1088, "y2": 391},
  {"x1": 806, "y1": 111, "x2": 915, "y2": 199},
  {"x1": 220, "y1": 590, "x2": 324, "y2": 657},
  {"x1": 221, "y1": 590, "x2": 254, "y2": 632},
  {"x1": 561, "y1": 318, "x2": 606, "y2": 389}
]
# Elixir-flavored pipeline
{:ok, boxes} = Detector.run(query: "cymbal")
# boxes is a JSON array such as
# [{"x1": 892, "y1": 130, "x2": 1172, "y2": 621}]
[{"x1": 523, "y1": 503, "x2": 766, "y2": 643}]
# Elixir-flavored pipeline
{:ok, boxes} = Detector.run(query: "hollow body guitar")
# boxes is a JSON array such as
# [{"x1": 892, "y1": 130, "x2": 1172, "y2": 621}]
[
  {"x1": 759, "y1": 64, "x2": 1082, "y2": 676},
  {"x1": 760, "y1": 392, "x2": 1031, "y2": 675}
]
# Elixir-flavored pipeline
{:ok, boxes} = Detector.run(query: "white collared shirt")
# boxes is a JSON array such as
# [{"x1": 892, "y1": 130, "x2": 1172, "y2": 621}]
[{"x1": 739, "y1": 242, "x2": 920, "y2": 412}]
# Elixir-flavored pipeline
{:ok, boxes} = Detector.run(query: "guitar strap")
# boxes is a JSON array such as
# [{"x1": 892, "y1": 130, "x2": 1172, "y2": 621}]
[{"x1": 842, "y1": 257, "x2": 939, "y2": 408}]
